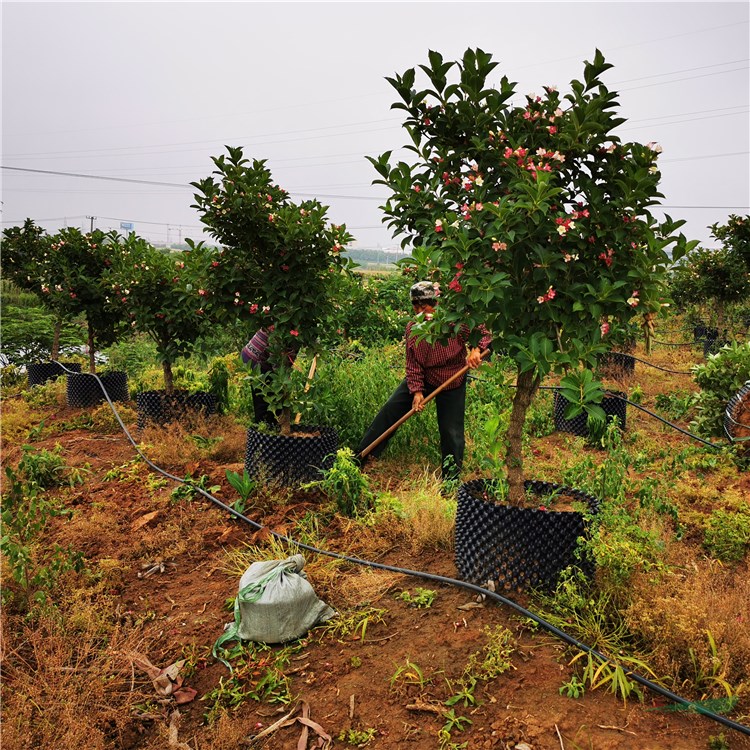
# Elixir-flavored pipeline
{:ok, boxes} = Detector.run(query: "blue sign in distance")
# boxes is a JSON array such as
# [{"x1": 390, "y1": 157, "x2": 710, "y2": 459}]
[{"x1": 120, "y1": 222, "x2": 134, "y2": 231}]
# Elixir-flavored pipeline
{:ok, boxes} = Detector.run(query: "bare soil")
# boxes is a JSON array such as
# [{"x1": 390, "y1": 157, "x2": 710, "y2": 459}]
[{"x1": 2, "y1": 383, "x2": 750, "y2": 750}]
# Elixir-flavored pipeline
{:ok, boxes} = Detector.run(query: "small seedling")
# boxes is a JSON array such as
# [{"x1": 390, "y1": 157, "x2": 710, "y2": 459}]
[
  {"x1": 560, "y1": 674, "x2": 586, "y2": 699},
  {"x1": 225, "y1": 468, "x2": 257, "y2": 514},
  {"x1": 397, "y1": 588, "x2": 437, "y2": 608},
  {"x1": 337, "y1": 728, "x2": 377, "y2": 745}
]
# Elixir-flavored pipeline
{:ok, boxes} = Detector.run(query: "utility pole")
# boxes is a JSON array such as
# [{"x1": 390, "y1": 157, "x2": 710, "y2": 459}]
[{"x1": 86, "y1": 215, "x2": 96, "y2": 232}]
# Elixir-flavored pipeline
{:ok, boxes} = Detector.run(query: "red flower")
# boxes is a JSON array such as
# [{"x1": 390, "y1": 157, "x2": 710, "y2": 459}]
[
  {"x1": 290, "y1": 329, "x2": 299, "y2": 337},
  {"x1": 281, "y1": 264, "x2": 289, "y2": 272}
]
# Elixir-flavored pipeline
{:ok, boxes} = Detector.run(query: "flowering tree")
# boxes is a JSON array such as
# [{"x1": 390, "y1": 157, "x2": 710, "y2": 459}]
[
  {"x1": 370, "y1": 48, "x2": 696, "y2": 503},
  {"x1": 41, "y1": 228, "x2": 128, "y2": 373},
  {"x1": 2, "y1": 223, "x2": 126, "y2": 371},
  {"x1": 191, "y1": 147, "x2": 355, "y2": 433},
  {"x1": 107, "y1": 235, "x2": 213, "y2": 392},
  {"x1": 1, "y1": 220, "x2": 69, "y2": 359}
]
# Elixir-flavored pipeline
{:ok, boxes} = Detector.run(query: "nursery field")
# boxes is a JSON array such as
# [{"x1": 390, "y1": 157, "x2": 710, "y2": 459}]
[{"x1": 1, "y1": 332, "x2": 750, "y2": 750}]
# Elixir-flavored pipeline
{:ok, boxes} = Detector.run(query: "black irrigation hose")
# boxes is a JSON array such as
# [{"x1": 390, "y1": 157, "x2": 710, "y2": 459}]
[
  {"x1": 613, "y1": 352, "x2": 695, "y2": 375},
  {"x1": 651, "y1": 339, "x2": 697, "y2": 348},
  {"x1": 48, "y1": 362, "x2": 750, "y2": 738}
]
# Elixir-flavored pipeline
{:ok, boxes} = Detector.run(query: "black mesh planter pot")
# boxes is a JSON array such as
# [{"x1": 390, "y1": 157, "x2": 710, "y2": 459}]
[
  {"x1": 598, "y1": 352, "x2": 635, "y2": 377},
  {"x1": 27, "y1": 361, "x2": 81, "y2": 386},
  {"x1": 703, "y1": 335, "x2": 728, "y2": 357},
  {"x1": 724, "y1": 381, "x2": 750, "y2": 449},
  {"x1": 244, "y1": 424, "x2": 338, "y2": 487},
  {"x1": 455, "y1": 478, "x2": 600, "y2": 592},
  {"x1": 136, "y1": 390, "x2": 217, "y2": 429},
  {"x1": 66, "y1": 371, "x2": 129, "y2": 408},
  {"x1": 693, "y1": 324, "x2": 718, "y2": 342},
  {"x1": 553, "y1": 390, "x2": 627, "y2": 438}
]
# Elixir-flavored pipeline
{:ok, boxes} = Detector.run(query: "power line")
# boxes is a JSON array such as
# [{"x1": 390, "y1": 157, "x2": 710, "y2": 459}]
[
  {"x1": 612, "y1": 58, "x2": 749, "y2": 85},
  {"x1": 619, "y1": 65, "x2": 748, "y2": 92}
]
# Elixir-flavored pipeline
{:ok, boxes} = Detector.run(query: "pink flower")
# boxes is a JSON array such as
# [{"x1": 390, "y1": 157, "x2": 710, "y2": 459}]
[
  {"x1": 211, "y1": 261, "x2": 219, "y2": 268},
  {"x1": 601, "y1": 322, "x2": 610, "y2": 336},
  {"x1": 281, "y1": 264, "x2": 289, "y2": 272},
  {"x1": 537, "y1": 286, "x2": 556, "y2": 304},
  {"x1": 435, "y1": 220, "x2": 444, "y2": 233},
  {"x1": 548, "y1": 126, "x2": 557, "y2": 134},
  {"x1": 198, "y1": 289, "x2": 207, "y2": 296},
  {"x1": 413, "y1": 185, "x2": 421, "y2": 193},
  {"x1": 492, "y1": 240, "x2": 507, "y2": 252},
  {"x1": 249, "y1": 303, "x2": 258, "y2": 313},
  {"x1": 627, "y1": 291, "x2": 640, "y2": 307},
  {"x1": 455, "y1": 262, "x2": 464, "y2": 270},
  {"x1": 290, "y1": 329, "x2": 299, "y2": 337}
]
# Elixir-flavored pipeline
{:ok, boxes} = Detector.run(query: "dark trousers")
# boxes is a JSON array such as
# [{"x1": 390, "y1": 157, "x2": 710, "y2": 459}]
[{"x1": 357, "y1": 378, "x2": 466, "y2": 479}]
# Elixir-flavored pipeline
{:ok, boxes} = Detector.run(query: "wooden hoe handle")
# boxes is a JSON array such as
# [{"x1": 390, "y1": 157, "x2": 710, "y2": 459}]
[{"x1": 358, "y1": 347, "x2": 490, "y2": 460}]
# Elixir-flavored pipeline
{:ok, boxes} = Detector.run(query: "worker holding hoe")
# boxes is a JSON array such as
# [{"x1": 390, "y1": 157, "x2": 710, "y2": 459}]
[{"x1": 357, "y1": 280, "x2": 491, "y2": 481}]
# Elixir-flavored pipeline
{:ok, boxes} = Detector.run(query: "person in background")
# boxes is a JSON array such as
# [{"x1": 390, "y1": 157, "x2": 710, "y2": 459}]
[
  {"x1": 357, "y1": 280, "x2": 491, "y2": 481},
  {"x1": 241, "y1": 327, "x2": 275, "y2": 426}
]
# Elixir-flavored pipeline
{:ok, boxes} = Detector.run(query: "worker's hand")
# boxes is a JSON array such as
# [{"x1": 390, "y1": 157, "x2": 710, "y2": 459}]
[
  {"x1": 467, "y1": 347, "x2": 483, "y2": 369},
  {"x1": 412, "y1": 392, "x2": 425, "y2": 412}
]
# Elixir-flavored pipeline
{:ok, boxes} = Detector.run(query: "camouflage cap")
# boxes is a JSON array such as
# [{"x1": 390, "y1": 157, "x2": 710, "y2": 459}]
[{"x1": 410, "y1": 280, "x2": 438, "y2": 304}]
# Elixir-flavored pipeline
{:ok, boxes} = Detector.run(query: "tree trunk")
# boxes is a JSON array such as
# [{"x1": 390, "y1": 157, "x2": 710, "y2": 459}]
[
  {"x1": 278, "y1": 408, "x2": 292, "y2": 436},
  {"x1": 87, "y1": 326, "x2": 96, "y2": 374},
  {"x1": 51, "y1": 318, "x2": 62, "y2": 360},
  {"x1": 163, "y1": 360, "x2": 174, "y2": 394},
  {"x1": 506, "y1": 367, "x2": 540, "y2": 505}
]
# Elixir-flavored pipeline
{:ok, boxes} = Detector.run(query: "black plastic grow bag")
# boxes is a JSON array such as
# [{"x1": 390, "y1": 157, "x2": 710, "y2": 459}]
[
  {"x1": 66, "y1": 371, "x2": 129, "y2": 408},
  {"x1": 455, "y1": 478, "x2": 600, "y2": 592},
  {"x1": 553, "y1": 390, "x2": 627, "y2": 437},
  {"x1": 244, "y1": 424, "x2": 338, "y2": 486},
  {"x1": 136, "y1": 390, "x2": 217, "y2": 429},
  {"x1": 27, "y1": 361, "x2": 81, "y2": 386}
]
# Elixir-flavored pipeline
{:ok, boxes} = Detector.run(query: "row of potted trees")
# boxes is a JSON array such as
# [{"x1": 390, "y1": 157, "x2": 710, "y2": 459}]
[{"x1": 2, "y1": 47, "x2": 708, "y2": 592}]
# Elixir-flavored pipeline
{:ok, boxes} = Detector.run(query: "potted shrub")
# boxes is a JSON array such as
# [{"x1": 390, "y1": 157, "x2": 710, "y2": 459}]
[
  {"x1": 108, "y1": 234, "x2": 216, "y2": 427},
  {"x1": 371, "y1": 48, "x2": 696, "y2": 589},
  {"x1": 1, "y1": 220, "x2": 83, "y2": 384},
  {"x1": 42, "y1": 228, "x2": 130, "y2": 406},
  {"x1": 191, "y1": 147, "x2": 355, "y2": 484}
]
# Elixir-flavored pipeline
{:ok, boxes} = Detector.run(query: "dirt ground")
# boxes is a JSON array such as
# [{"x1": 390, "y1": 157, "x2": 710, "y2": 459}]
[{"x1": 2, "y1": 388, "x2": 750, "y2": 750}]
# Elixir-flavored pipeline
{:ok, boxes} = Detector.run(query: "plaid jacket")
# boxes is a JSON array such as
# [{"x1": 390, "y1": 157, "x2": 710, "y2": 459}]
[{"x1": 405, "y1": 322, "x2": 491, "y2": 393}]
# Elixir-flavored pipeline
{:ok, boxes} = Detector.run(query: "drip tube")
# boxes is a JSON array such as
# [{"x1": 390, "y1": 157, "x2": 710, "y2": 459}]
[{"x1": 47, "y1": 362, "x2": 750, "y2": 737}]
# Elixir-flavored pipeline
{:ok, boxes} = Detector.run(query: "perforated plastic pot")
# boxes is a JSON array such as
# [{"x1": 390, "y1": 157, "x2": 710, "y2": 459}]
[
  {"x1": 693, "y1": 324, "x2": 718, "y2": 342},
  {"x1": 455, "y1": 478, "x2": 600, "y2": 592},
  {"x1": 724, "y1": 380, "x2": 750, "y2": 446},
  {"x1": 136, "y1": 390, "x2": 217, "y2": 429},
  {"x1": 703, "y1": 336, "x2": 727, "y2": 357},
  {"x1": 244, "y1": 424, "x2": 338, "y2": 486},
  {"x1": 553, "y1": 390, "x2": 627, "y2": 437},
  {"x1": 66, "y1": 371, "x2": 129, "y2": 408},
  {"x1": 27, "y1": 362, "x2": 81, "y2": 386}
]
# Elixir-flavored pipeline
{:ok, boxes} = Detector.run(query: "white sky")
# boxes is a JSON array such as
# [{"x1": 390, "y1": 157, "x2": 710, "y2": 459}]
[{"x1": 2, "y1": 1, "x2": 748, "y2": 250}]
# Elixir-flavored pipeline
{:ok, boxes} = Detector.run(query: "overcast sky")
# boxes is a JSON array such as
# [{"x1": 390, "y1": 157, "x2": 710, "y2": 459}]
[{"x1": 2, "y1": 1, "x2": 748, "y2": 251}]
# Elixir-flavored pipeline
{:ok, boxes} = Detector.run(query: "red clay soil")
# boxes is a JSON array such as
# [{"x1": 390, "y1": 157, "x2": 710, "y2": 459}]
[{"x1": 2, "y1": 402, "x2": 749, "y2": 750}]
